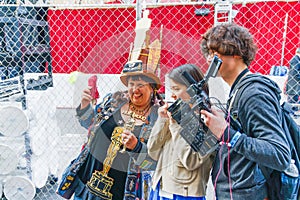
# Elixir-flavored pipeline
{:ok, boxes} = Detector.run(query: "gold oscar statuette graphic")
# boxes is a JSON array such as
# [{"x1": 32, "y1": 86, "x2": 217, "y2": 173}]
[{"x1": 87, "y1": 114, "x2": 136, "y2": 200}]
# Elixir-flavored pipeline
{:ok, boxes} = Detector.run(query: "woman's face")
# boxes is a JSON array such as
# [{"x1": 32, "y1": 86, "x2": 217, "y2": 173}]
[
  {"x1": 169, "y1": 79, "x2": 190, "y2": 102},
  {"x1": 127, "y1": 77, "x2": 153, "y2": 107}
]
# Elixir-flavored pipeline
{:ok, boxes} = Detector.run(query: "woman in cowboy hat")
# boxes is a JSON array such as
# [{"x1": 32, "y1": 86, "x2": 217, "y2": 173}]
[{"x1": 57, "y1": 61, "x2": 164, "y2": 200}]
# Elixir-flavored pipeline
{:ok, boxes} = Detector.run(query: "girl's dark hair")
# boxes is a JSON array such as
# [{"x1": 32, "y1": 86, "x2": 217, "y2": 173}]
[
  {"x1": 168, "y1": 64, "x2": 209, "y2": 95},
  {"x1": 201, "y1": 23, "x2": 258, "y2": 66}
]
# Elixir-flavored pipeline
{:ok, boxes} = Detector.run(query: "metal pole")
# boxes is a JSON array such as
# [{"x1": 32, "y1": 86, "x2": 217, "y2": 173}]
[
  {"x1": 136, "y1": 0, "x2": 142, "y2": 21},
  {"x1": 281, "y1": 13, "x2": 288, "y2": 67}
]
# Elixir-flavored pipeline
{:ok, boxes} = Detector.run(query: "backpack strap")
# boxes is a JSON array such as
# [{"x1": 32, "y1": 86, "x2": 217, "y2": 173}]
[
  {"x1": 281, "y1": 102, "x2": 300, "y2": 171},
  {"x1": 227, "y1": 80, "x2": 250, "y2": 131},
  {"x1": 228, "y1": 87, "x2": 239, "y2": 112},
  {"x1": 282, "y1": 102, "x2": 300, "y2": 156}
]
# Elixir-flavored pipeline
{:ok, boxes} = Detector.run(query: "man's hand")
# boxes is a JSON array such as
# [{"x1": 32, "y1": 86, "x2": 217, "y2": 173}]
[{"x1": 200, "y1": 107, "x2": 228, "y2": 140}]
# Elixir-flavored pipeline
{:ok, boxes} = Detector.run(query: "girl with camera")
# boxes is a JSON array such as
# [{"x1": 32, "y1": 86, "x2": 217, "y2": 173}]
[{"x1": 147, "y1": 64, "x2": 215, "y2": 200}]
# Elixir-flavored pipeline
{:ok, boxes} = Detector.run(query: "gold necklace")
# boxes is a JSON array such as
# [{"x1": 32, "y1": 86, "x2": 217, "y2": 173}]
[{"x1": 122, "y1": 103, "x2": 151, "y2": 122}]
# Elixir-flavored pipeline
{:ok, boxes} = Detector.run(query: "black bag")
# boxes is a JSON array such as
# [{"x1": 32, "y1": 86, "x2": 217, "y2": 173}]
[
  {"x1": 56, "y1": 147, "x2": 89, "y2": 199},
  {"x1": 231, "y1": 75, "x2": 300, "y2": 200}
]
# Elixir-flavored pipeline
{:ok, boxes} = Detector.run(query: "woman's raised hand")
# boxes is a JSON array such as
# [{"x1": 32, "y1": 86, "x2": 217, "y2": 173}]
[{"x1": 80, "y1": 86, "x2": 93, "y2": 109}]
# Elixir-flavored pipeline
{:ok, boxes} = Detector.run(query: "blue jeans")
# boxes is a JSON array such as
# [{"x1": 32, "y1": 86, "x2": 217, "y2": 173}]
[{"x1": 149, "y1": 182, "x2": 206, "y2": 200}]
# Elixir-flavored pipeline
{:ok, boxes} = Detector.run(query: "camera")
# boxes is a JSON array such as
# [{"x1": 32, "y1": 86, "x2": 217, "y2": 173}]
[{"x1": 167, "y1": 55, "x2": 222, "y2": 156}]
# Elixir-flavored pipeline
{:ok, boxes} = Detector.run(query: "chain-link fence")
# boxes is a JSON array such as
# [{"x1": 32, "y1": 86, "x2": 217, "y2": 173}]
[{"x1": 0, "y1": 1, "x2": 299, "y2": 199}]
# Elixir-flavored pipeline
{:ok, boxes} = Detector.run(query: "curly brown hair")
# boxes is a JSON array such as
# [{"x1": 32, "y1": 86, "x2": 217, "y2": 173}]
[{"x1": 201, "y1": 23, "x2": 258, "y2": 66}]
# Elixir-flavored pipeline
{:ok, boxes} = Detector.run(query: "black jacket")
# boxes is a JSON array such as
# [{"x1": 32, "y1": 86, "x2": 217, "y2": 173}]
[{"x1": 212, "y1": 73, "x2": 291, "y2": 200}]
